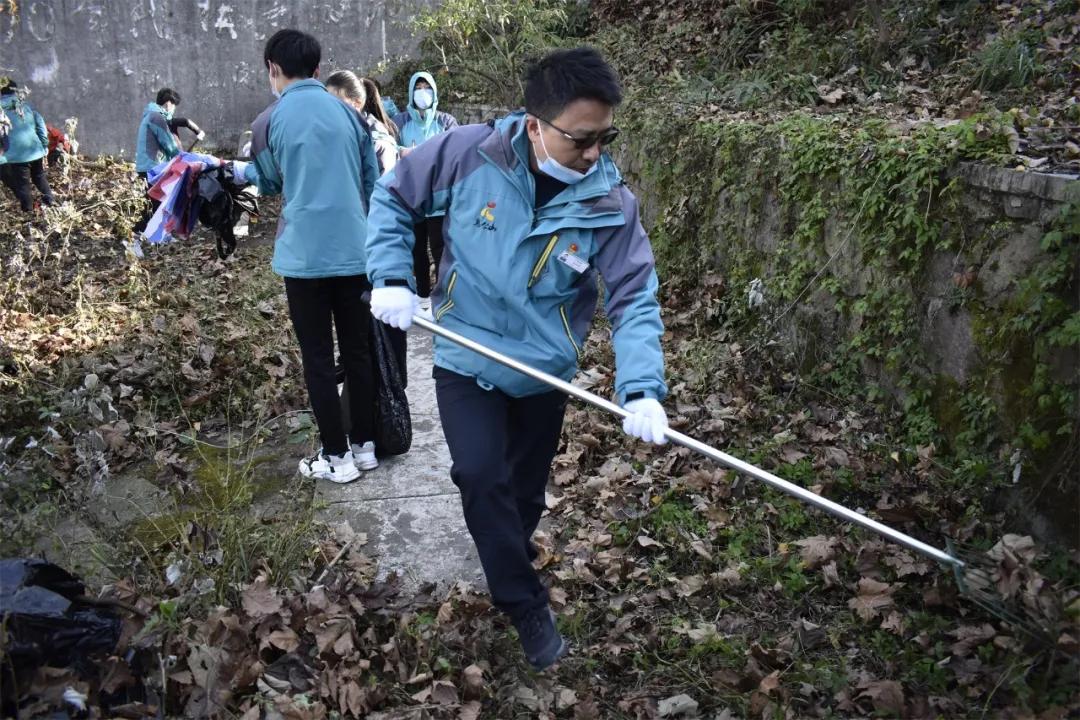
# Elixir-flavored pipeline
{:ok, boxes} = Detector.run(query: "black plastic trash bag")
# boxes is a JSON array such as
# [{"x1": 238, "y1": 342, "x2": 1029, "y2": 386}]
[
  {"x1": 371, "y1": 320, "x2": 412, "y2": 457},
  {"x1": 196, "y1": 165, "x2": 258, "y2": 260},
  {"x1": 0, "y1": 559, "x2": 121, "y2": 671}
]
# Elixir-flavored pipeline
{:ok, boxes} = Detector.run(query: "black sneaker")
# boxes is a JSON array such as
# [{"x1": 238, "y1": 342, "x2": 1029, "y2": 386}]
[{"x1": 513, "y1": 606, "x2": 568, "y2": 671}]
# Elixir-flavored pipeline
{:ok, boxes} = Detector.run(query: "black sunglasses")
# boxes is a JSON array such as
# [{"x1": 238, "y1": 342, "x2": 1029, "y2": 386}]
[{"x1": 539, "y1": 117, "x2": 620, "y2": 149}]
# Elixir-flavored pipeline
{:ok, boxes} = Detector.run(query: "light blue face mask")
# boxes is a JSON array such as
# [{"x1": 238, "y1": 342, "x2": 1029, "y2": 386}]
[
  {"x1": 413, "y1": 88, "x2": 434, "y2": 110},
  {"x1": 537, "y1": 127, "x2": 597, "y2": 185}
]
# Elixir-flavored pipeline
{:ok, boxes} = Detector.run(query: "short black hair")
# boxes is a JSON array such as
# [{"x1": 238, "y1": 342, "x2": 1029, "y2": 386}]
[
  {"x1": 1, "y1": 80, "x2": 19, "y2": 96},
  {"x1": 264, "y1": 29, "x2": 321, "y2": 79},
  {"x1": 524, "y1": 47, "x2": 622, "y2": 120},
  {"x1": 156, "y1": 87, "x2": 181, "y2": 106}
]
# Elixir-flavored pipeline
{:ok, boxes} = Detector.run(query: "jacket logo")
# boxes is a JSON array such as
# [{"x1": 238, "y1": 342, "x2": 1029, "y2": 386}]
[{"x1": 474, "y1": 201, "x2": 496, "y2": 231}]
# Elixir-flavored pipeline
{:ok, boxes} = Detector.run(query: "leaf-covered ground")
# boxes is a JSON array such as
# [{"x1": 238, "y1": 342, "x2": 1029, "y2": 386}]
[{"x1": 1, "y1": 159, "x2": 1078, "y2": 717}]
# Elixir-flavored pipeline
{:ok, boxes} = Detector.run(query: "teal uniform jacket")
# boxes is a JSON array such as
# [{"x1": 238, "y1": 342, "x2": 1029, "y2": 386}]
[
  {"x1": 366, "y1": 111, "x2": 667, "y2": 403},
  {"x1": 0, "y1": 95, "x2": 47, "y2": 165},
  {"x1": 243, "y1": 78, "x2": 380, "y2": 279},
  {"x1": 134, "y1": 102, "x2": 180, "y2": 173}
]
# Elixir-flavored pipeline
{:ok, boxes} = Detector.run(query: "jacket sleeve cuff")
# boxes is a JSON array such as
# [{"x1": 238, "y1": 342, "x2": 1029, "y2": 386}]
[
  {"x1": 618, "y1": 387, "x2": 662, "y2": 405},
  {"x1": 373, "y1": 277, "x2": 415, "y2": 290}
]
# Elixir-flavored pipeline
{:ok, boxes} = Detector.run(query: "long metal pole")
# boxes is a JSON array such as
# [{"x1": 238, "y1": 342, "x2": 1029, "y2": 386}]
[{"x1": 412, "y1": 314, "x2": 963, "y2": 569}]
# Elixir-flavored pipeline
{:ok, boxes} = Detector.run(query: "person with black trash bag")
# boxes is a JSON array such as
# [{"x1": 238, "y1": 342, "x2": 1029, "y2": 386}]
[
  {"x1": 230, "y1": 28, "x2": 382, "y2": 482},
  {"x1": 366, "y1": 48, "x2": 669, "y2": 671}
]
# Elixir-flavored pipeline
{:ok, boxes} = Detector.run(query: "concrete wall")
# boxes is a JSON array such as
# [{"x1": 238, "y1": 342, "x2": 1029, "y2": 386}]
[{"x1": 2, "y1": 0, "x2": 434, "y2": 157}]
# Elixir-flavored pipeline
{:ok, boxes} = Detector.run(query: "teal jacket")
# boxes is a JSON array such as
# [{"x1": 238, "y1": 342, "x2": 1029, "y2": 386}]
[
  {"x1": 244, "y1": 78, "x2": 380, "y2": 279},
  {"x1": 366, "y1": 111, "x2": 667, "y2": 402},
  {"x1": 0, "y1": 95, "x2": 47, "y2": 165},
  {"x1": 134, "y1": 102, "x2": 179, "y2": 173},
  {"x1": 392, "y1": 72, "x2": 458, "y2": 150}
]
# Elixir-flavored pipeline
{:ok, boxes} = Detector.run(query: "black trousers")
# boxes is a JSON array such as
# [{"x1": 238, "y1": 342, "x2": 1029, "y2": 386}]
[
  {"x1": 285, "y1": 275, "x2": 376, "y2": 456},
  {"x1": 434, "y1": 366, "x2": 567, "y2": 620},
  {"x1": 412, "y1": 216, "x2": 445, "y2": 298},
  {"x1": 132, "y1": 172, "x2": 160, "y2": 236},
  {"x1": 0, "y1": 158, "x2": 53, "y2": 212}
]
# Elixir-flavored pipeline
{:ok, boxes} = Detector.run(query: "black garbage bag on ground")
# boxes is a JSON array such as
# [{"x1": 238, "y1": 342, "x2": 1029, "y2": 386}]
[
  {"x1": 0, "y1": 558, "x2": 121, "y2": 672},
  {"x1": 371, "y1": 320, "x2": 412, "y2": 457}
]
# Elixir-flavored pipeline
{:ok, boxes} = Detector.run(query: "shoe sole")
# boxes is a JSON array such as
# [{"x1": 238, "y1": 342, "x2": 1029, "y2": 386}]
[
  {"x1": 298, "y1": 463, "x2": 361, "y2": 484},
  {"x1": 354, "y1": 460, "x2": 378, "y2": 471}
]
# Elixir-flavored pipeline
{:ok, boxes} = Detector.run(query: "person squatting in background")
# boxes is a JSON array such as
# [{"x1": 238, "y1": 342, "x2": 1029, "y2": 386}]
[
  {"x1": 392, "y1": 71, "x2": 458, "y2": 312},
  {"x1": 325, "y1": 70, "x2": 399, "y2": 176},
  {"x1": 231, "y1": 29, "x2": 382, "y2": 483},
  {"x1": 130, "y1": 87, "x2": 183, "y2": 256},
  {"x1": 0, "y1": 81, "x2": 55, "y2": 213},
  {"x1": 367, "y1": 47, "x2": 670, "y2": 671}
]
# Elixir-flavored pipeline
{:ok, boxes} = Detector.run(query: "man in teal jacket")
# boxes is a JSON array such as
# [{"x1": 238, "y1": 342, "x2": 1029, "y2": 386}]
[
  {"x1": 233, "y1": 28, "x2": 381, "y2": 483},
  {"x1": 367, "y1": 47, "x2": 669, "y2": 671},
  {"x1": 0, "y1": 81, "x2": 54, "y2": 212},
  {"x1": 131, "y1": 88, "x2": 183, "y2": 250},
  {"x1": 134, "y1": 88, "x2": 181, "y2": 174}
]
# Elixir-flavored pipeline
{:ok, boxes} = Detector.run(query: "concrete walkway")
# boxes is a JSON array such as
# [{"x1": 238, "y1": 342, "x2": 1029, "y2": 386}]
[{"x1": 316, "y1": 331, "x2": 484, "y2": 595}]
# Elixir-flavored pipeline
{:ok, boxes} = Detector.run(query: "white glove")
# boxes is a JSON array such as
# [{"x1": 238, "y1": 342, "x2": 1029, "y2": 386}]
[
  {"x1": 370, "y1": 286, "x2": 419, "y2": 330},
  {"x1": 196, "y1": 130, "x2": 206, "y2": 141},
  {"x1": 622, "y1": 398, "x2": 668, "y2": 445},
  {"x1": 230, "y1": 160, "x2": 250, "y2": 185}
]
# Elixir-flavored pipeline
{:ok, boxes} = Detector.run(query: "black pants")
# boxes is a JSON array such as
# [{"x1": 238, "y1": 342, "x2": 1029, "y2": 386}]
[
  {"x1": 132, "y1": 172, "x2": 160, "y2": 236},
  {"x1": 412, "y1": 216, "x2": 445, "y2": 298},
  {"x1": 434, "y1": 366, "x2": 567, "y2": 620},
  {"x1": 285, "y1": 275, "x2": 376, "y2": 456},
  {"x1": 0, "y1": 158, "x2": 53, "y2": 212}
]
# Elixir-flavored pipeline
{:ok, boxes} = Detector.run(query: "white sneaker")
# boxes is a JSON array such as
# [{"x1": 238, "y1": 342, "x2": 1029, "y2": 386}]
[
  {"x1": 350, "y1": 442, "x2": 378, "y2": 471},
  {"x1": 298, "y1": 450, "x2": 360, "y2": 483},
  {"x1": 418, "y1": 297, "x2": 432, "y2": 312}
]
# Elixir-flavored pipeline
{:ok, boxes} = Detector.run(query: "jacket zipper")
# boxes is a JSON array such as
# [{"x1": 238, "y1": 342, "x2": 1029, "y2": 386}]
[
  {"x1": 559, "y1": 304, "x2": 582, "y2": 361},
  {"x1": 527, "y1": 234, "x2": 559, "y2": 289},
  {"x1": 435, "y1": 270, "x2": 458, "y2": 320}
]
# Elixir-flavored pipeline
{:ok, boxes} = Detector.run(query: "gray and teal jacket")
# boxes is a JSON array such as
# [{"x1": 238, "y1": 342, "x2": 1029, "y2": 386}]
[
  {"x1": 243, "y1": 78, "x2": 380, "y2": 279},
  {"x1": 0, "y1": 95, "x2": 47, "y2": 165},
  {"x1": 365, "y1": 111, "x2": 667, "y2": 402},
  {"x1": 134, "y1": 102, "x2": 180, "y2": 173}
]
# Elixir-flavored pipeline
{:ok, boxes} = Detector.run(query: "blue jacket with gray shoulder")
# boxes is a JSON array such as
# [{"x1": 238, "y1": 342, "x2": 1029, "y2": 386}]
[
  {"x1": 134, "y1": 102, "x2": 179, "y2": 173},
  {"x1": 243, "y1": 79, "x2": 380, "y2": 279},
  {"x1": 365, "y1": 111, "x2": 667, "y2": 402},
  {"x1": 0, "y1": 95, "x2": 47, "y2": 165}
]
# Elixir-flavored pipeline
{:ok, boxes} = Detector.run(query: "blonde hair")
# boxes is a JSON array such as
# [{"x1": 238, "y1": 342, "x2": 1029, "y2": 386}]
[{"x1": 325, "y1": 70, "x2": 366, "y2": 108}]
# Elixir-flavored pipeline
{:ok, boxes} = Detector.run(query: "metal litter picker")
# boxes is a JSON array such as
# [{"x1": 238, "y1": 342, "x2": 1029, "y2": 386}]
[{"x1": 412, "y1": 313, "x2": 1053, "y2": 642}]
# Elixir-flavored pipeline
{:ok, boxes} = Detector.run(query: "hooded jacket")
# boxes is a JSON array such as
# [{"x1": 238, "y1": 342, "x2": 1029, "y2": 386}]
[
  {"x1": 134, "y1": 102, "x2": 180, "y2": 173},
  {"x1": 365, "y1": 111, "x2": 667, "y2": 403},
  {"x1": 0, "y1": 94, "x2": 47, "y2": 165},
  {"x1": 391, "y1": 72, "x2": 458, "y2": 150},
  {"x1": 243, "y1": 78, "x2": 380, "y2": 279}
]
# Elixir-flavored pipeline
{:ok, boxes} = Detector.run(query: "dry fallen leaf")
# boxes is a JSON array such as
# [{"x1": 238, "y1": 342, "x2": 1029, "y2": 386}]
[
  {"x1": 241, "y1": 575, "x2": 283, "y2": 619},
  {"x1": 848, "y1": 577, "x2": 896, "y2": 621},
  {"x1": 658, "y1": 693, "x2": 699, "y2": 717},
  {"x1": 794, "y1": 535, "x2": 839, "y2": 569},
  {"x1": 858, "y1": 679, "x2": 905, "y2": 716},
  {"x1": 462, "y1": 664, "x2": 484, "y2": 700}
]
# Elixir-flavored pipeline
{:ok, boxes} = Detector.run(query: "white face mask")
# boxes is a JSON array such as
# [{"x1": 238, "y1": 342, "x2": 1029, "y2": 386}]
[
  {"x1": 268, "y1": 68, "x2": 282, "y2": 98},
  {"x1": 413, "y1": 88, "x2": 434, "y2": 110},
  {"x1": 536, "y1": 126, "x2": 597, "y2": 185}
]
